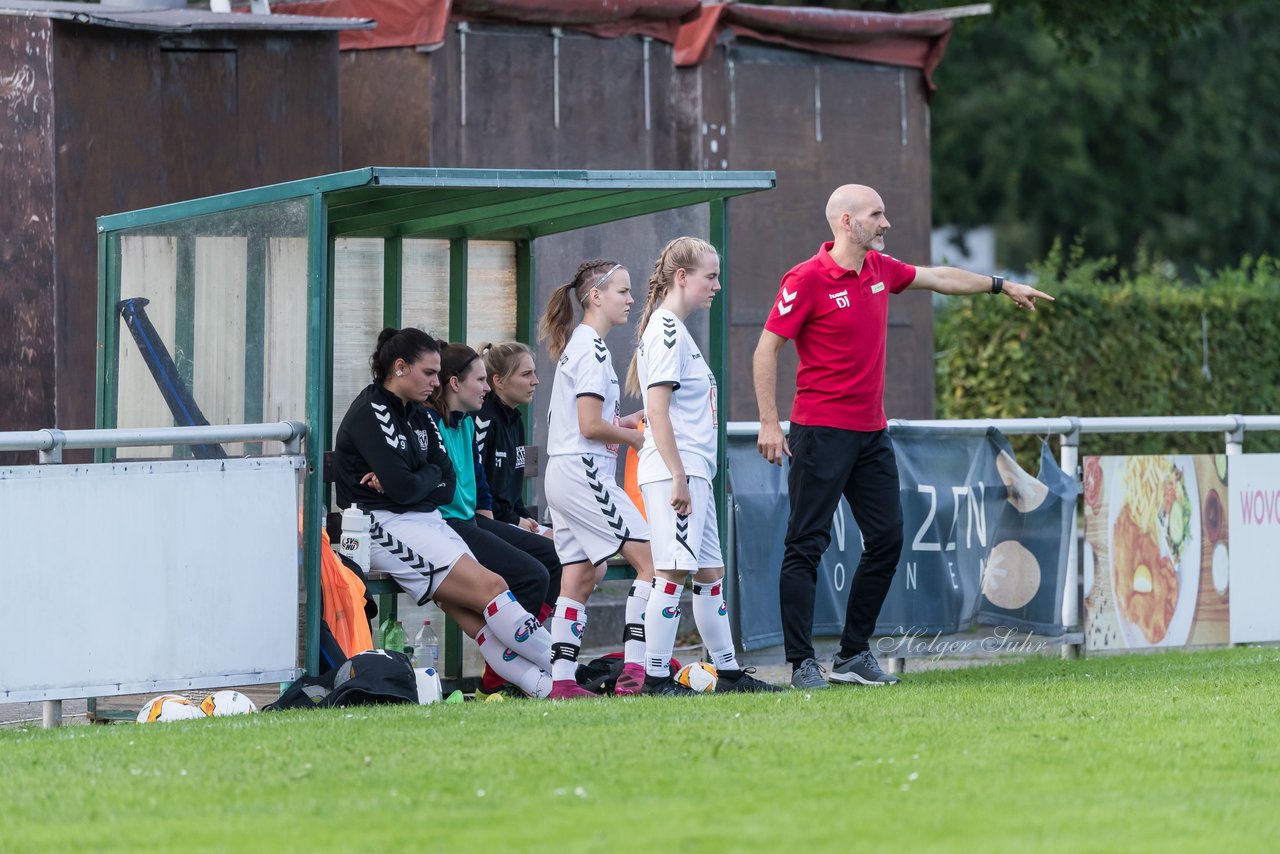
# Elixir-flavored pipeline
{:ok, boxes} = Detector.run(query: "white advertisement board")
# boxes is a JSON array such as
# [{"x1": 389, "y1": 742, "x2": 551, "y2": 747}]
[
  {"x1": 0, "y1": 457, "x2": 302, "y2": 702},
  {"x1": 1229, "y1": 454, "x2": 1280, "y2": 643}
]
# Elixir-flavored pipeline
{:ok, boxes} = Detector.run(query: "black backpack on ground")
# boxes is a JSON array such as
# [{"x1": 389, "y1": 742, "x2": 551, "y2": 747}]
[
  {"x1": 575, "y1": 652, "x2": 681, "y2": 694},
  {"x1": 265, "y1": 649, "x2": 417, "y2": 710}
]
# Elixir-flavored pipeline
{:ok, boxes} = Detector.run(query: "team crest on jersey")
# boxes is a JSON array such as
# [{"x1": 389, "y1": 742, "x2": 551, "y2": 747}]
[{"x1": 415, "y1": 429, "x2": 430, "y2": 451}]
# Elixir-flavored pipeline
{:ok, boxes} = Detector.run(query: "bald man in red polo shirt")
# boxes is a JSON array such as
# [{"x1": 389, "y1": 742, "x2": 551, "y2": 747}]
[{"x1": 754, "y1": 184, "x2": 1051, "y2": 690}]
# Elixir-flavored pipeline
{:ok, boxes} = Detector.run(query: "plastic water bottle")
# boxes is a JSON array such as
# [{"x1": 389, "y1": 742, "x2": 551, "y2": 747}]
[
  {"x1": 339, "y1": 505, "x2": 371, "y2": 570},
  {"x1": 413, "y1": 620, "x2": 439, "y2": 673},
  {"x1": 382, "y1": 619, "x2": 408, "y2": 657}
]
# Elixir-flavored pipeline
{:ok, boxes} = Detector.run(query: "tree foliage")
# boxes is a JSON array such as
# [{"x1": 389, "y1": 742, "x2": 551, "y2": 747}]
[
  {"x1": 750, "y1": 1, "x2": 1278, "y2": 273},
  {"x1": 935, "y1": 246, "x2": 1280, "y2": 457},
  {"x1": 930, "y1": 0, "x2": 1278, "y2": 272}
]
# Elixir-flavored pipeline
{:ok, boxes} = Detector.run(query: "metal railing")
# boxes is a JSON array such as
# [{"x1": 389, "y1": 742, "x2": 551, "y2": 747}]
[
  {"x1": 0, "y1": 421, "x2": 307, "y2": 463},
  {"x1": 726, "y1": 415, "x2": 1280, "y2": 658}
]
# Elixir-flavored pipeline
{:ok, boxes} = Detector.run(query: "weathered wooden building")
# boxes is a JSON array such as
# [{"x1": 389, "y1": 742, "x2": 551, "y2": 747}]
[
  {"x1": 2, "y1": 0, "x2": 954, "y2": 464},
  {"x1": 0, "y1": 1, "x2": 365, "y2": 459},
  {"x1": 277, "y1": 0, "x2": 952, "y2": 427}
]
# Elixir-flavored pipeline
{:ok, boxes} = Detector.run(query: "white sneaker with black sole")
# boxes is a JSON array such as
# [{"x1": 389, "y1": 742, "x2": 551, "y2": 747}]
[{"x1": 829, "y1": 650, "x2": 901, "y2": 685}]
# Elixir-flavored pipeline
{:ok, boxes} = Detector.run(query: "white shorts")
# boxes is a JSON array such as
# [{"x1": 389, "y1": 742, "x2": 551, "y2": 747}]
[
  {"x1": 368, "y1": 509, "x2": 470, "y2": 605},
  {"x1": 545, "y1": 454, "x2": 650, "y2": 566},
  {"x1": 640, "y1": 476, "x2": 723, "y2": 571}
]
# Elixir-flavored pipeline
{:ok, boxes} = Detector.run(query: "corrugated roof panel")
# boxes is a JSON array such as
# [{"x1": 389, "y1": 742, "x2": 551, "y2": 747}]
[
  {"x1": 0, "y1": 1, "x2": 372, "y2": 32},
  {"x1": 97, "y1": 167, "x2": 776, "y2": 237}
]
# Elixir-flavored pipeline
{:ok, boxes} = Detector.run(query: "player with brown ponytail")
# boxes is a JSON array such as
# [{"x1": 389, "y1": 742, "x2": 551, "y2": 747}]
[{"x1": 536, "y1": 261, "x2": 658, "y2": 698}]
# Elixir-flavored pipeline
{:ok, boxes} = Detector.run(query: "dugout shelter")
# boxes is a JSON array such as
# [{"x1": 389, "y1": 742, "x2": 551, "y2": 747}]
[{"x1": 94, "y1": 167, "x2": 774, "y2": 675}]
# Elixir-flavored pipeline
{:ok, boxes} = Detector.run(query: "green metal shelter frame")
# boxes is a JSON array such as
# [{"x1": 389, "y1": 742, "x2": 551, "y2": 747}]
[{"x1": 95, "y1": 167, "x2": 775, "y2": 675}]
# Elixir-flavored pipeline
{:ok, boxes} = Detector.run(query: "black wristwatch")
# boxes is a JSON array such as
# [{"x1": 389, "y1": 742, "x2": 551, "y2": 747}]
[{"x1": 990, "y1": 275, "x2": 1005, "y2": 295}]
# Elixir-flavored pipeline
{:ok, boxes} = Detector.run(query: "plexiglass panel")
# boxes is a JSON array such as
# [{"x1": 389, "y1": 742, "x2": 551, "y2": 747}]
[
  {"x1": 331, "y1": 238, "x2": 385, "y2": 444},
  {"x1": 466, "y1": 240, "x2": 517, "y2": 348},
  {"x1": 114, "y1": 199, "x2": 309, "y2": 459},
  {"x1": 401, "y1": 238, "x2": 450, "y2": 339}
]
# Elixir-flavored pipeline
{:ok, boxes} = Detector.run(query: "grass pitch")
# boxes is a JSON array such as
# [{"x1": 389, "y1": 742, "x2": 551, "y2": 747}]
[{"x1": 3, "y1": 647, "x2": 1278, "y2": 852}]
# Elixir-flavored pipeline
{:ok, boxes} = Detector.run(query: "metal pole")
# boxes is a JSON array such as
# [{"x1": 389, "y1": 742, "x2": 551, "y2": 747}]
[
  {"x1": 1225, "y1": 414, "x2": 1244, "y2": 456},
  {"x1": 38, "y1": 431, "x2": 65, "y2": 727},
  {"x1": 1059, "y1": 421, "x2": 1081, "y2": 659}
]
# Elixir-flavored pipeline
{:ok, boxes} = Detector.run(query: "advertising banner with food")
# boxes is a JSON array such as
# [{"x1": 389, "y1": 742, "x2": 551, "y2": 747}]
[
  {"x1": 1227, "y1": 454, "x2": 1280, "y2": 643},
  {"x1": 978, "y1": 442, "x2": 1080, "y2": 635},
  {"x1": 1082, "y1": 455, "x2": 1229, "y2": 651},
  {"x1": 728, "y1": 430, "x2": 1077, "y2": 650}
]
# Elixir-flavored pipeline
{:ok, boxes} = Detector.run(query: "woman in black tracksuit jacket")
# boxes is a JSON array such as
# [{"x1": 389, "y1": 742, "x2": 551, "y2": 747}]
[
  {"x1": 425, "y1": 343, "x2": 562, "y2": 624},
  {"x1": 477, "y1": 342, "x2": 543, "y2": 529}
]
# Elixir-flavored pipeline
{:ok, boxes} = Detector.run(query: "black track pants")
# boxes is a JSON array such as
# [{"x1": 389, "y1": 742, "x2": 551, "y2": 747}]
[
  {"x1": 475, "y1": 513, "x2": 562, "y2": 609},
  {"x1": 779, "y1": 425, "x2": 903, "y2": 664},
  {"x1": 447, "y1": 517, "x2": 550, "y2": 617}
]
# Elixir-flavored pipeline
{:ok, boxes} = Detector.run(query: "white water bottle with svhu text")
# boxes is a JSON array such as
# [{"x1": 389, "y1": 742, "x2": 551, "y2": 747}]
[{"x1": 339, "y1": 505, "x2": 371, "y2": 571}]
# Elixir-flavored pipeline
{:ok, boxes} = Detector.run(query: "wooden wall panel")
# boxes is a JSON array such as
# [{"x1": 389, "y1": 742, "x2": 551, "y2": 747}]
[
  {"x1": 351, "y1": 31, "x2": 940, "y2": 425},
  {"x1": 52, "y1": 27, "x2": 342, "y2": 437},
  {"x1": 428, "y1": 25, "x2": 681, "y2": 170},
  {"x1": 340, "y1": 48, "x2": 433, "y2": 169},
  {"x1": 707, "y1": 45, "x2": 937, "y2": 421},
  {"x1": 0, "y1": 17, "x2": 55, "y2": 460}
]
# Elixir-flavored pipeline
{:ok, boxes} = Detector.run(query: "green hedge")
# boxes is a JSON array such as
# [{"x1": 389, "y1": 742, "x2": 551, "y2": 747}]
[{"x1": 934, "y1": 246, "x2": 1280, "y2": 460}]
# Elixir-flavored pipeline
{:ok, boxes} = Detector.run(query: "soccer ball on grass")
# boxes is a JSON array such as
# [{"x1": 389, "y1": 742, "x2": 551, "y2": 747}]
[
  {"x1": 136, "y1": 694, "x2": 206, "y2": 723},
  {"x1": 675, "y1": 662, "x2": 718, "y2": 693},
  {"x1": 199, "y1": 690, "x2": 258, "y2": 717}
]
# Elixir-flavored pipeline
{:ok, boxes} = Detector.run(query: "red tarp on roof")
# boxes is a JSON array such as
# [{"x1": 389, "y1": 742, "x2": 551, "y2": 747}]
[
  {"x1": 675, "y1": 4, "x2": 952, "y2": 90},
  {"x1": 270, "y1": 1, "x2": 951, "y2": 89},
  {"x1": 270, "y1": 0, "x2": 700, "y2": 49}
]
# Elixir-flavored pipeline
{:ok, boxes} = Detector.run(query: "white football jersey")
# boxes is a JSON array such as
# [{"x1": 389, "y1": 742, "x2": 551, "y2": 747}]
[
  {"x1": 546, "y1": 324, "x2": 623, "y2": 459},
  {"x1": 636, "y1": 308, "x2": 718, "y2": 484}
]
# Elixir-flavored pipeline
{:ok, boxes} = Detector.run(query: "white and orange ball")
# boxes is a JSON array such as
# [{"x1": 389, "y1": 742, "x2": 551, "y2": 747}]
[
  {"x1": 675, "y1": 662, "x2": 719, "y2": 693},
  {"x1": 136, "y1": 694, "x2": 206, "y2": 723},
  {"x1": 199, "y1": 690, "x2": 258, "y2": 717}
]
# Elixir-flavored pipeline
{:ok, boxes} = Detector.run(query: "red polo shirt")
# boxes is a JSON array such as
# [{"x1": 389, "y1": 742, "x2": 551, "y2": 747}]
[{"x1": 764, "y1": 242, "x2": 916, "y2": 431}]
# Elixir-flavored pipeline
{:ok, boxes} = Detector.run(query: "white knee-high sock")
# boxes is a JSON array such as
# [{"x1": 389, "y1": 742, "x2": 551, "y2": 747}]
[
  {"x1": 475, "y1": 627, "x2": 551, "y2": 698},
  {"x1": 483, "y1": 591, "x2": 552, "y2": 670},
  {"x1": 623, "y1": 581, "x2": 649, "y2": 666},
  {"x1": 693, "y1": 580, "x2": 740, "y2": 671},
  {"x1": 549, "y1": 596, "x2": 587, "y2": 683},
  {"x1": 644, "y1": 578, "x2": 685, "y2": 678}
]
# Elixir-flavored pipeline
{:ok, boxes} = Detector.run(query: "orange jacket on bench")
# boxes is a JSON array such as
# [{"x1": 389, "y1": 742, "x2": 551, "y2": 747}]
[{"x1": 321, "y1": 531, "x2": 374, "y2": 659}]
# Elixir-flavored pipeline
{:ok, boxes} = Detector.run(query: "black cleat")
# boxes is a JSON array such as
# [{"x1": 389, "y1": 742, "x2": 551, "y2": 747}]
[
  {"x1": 715, "y1": 667, "x2": 785, "y2": 693},
  {"x1": 642, "y1": 674, "x2": 696, "y2": 696}
]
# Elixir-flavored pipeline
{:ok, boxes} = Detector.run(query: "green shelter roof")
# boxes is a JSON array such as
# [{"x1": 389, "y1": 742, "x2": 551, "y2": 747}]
[{"x1": 97, "y1": 167, "x2": 777, "y2": 239}]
